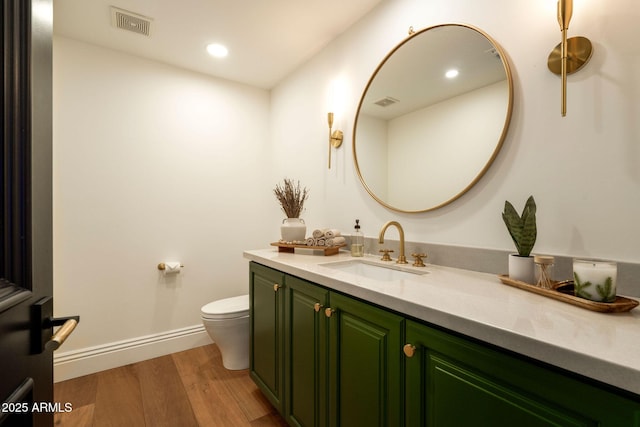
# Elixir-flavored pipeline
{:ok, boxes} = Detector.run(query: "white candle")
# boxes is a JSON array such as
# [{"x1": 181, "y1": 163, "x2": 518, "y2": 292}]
[{"x1": 572, "y1": 259, "x2": 617, "y2": 302}]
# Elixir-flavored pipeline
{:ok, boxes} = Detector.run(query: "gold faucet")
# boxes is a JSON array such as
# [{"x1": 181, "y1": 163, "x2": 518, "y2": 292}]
[{"x1": 378, "y1": 221, "x2": 407, "y2": 264}]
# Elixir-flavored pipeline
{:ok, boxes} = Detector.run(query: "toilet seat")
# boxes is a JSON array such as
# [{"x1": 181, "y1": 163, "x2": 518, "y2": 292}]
[{"x1": 201, "y1": 294, "x2": 249, "y2": 320}]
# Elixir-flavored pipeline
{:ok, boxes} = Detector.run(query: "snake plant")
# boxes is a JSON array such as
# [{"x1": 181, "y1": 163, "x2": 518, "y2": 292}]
[{"x1": 502, "y1": 196, "x2": 537, "y2": 257}]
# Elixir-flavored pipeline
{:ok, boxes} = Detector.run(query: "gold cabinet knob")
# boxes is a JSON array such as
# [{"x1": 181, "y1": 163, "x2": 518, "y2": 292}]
[
  {"x1": 411, "y1": 253, "x2": 427, "y2": 267},
  {"x1": 379, "y1": 249, "x2": 394, "y2": 261},
  {"x1": 273, "y1": 284, "x2": 282, "y2": 292},
  {"x1": 324, "y1": 307, "x2": 335, "y2": 318},
  {"x1": 314, "y1": 303, "x2": 324, "y2": 313},
  {"x1": 403, "y1": 344, "x2": 417, "y2": 358}
]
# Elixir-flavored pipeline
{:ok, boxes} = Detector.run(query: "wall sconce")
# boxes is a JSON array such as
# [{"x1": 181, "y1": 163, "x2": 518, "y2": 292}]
[
  {"x1": 547, "y1": 0, "x2": 593, "y2": 117},
  {"x1": 327, "y1": 112, "x2": 343, "y2": 169}
]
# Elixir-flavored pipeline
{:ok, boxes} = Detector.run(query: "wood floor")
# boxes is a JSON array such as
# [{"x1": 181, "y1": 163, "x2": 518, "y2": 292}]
[{"x1": 53, "y1": 344, "x2": 287, "y2": 427}]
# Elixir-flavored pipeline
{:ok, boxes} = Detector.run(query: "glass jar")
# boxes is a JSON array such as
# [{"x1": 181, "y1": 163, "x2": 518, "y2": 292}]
[{"x1": 534, "y1": 255, "x2": 555, "y2": 289}]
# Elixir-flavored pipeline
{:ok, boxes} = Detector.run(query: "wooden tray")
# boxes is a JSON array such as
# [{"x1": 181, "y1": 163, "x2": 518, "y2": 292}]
[
  {"x1": 498, "y1": 275, "x2": 639, "y2": 313},
  {"x1": 271, "y1": 242, "x2": 345, "y2": 256}
]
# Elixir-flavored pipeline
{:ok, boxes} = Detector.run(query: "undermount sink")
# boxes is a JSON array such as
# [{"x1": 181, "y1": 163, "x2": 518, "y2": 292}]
[{"x1": 320, "y1": 259, "x2": 428, "y2": 282}]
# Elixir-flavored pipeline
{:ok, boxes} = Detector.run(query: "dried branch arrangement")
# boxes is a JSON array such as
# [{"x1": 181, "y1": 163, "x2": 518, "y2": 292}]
[{"x1": 274, "y1": 178, "x2": 309, "y2": 218}]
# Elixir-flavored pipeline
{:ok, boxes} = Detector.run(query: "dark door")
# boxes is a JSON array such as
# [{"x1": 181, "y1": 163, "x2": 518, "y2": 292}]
[{"x1": 1, "y1": 1, "x2": 65, "y2": 426}]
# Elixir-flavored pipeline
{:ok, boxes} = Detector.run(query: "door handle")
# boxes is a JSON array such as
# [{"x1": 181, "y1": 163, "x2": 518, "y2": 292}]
[
  {"x1": 48, "y1": 317, "x2": 79, "y2": 350},
  {"x1": 31, "y1": 297, "x2": 80, "y2": 354}
]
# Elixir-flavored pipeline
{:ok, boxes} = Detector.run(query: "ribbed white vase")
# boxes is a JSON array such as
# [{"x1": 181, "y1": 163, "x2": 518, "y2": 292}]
[{"x1": 280, "y1": 218, "x2": 306, "y2": 243}]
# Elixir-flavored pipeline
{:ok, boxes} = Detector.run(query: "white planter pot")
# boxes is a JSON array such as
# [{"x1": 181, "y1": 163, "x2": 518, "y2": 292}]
[
  {"x1": 280, "y1": 218, "x2": 306, "y2": 243},
  {"x1": 508, "y1": 254, "x2": 535, "y2": 284}
]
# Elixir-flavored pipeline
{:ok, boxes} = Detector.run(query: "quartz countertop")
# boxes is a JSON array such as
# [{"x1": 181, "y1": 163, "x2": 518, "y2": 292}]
[{"x1": 244, "y1": 248, "x2": 640, "y2": 396}]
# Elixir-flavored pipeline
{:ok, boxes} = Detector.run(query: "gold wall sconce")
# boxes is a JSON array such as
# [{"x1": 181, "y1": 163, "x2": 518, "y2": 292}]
[
  {"x1": 547, "y1": 0, "x2": 593, "y2": 117},
  {"x1": 327, "y1": 112, "x2": 343, "y2": 169}
]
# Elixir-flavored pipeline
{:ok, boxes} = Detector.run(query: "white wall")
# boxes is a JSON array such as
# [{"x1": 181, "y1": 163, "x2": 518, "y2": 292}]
[
  {"x1": 356, "y1": 114, "x2": 388, "y2": 201},
  {"x1": 52, "y1": 37, "x2": 276, "y2": 378},
  {"x1": 387, "y1": 81, "x2": 508, "y2": 210},
  {"x1": 270, "y1": 0, "x2": 640, "y2": 264},
  {"x1": 53, "y1": 0, "x2": 640, "y2": 379}
]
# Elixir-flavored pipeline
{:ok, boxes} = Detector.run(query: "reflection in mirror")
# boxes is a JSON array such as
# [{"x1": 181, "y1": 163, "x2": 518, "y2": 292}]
[{"x1": 353, "y1": 24, "x2": 513, "y2": 213}]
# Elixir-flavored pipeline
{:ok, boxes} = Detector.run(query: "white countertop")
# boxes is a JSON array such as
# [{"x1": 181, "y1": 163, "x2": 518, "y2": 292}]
[{"x1": 244, "y1": 248, "x2": 640, "y2": 396}]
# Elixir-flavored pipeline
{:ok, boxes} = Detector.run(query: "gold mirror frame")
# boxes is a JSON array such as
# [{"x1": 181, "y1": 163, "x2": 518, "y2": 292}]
[{"x1": 353, "y1": 24, "x2": 514, "y2": 213}]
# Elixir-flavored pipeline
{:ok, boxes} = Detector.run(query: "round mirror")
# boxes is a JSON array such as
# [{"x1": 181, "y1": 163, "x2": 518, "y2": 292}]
[{"x1": 353, "y1": 24, "x2": 513, "y2": 213}]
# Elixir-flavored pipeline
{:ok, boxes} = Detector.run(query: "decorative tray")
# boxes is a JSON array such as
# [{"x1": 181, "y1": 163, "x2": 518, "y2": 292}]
[
  {"x1": 498, "y1": 275, "x2": 639, "y2": 313},
  {"x1": 271, "y1": 242, "x2": 346, "y2": 256}
]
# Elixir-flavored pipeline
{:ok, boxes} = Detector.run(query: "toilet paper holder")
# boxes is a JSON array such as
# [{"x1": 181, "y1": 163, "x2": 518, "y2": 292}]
[{"x1": 157, "y1": 262, "x2": 184, "y2": 271}]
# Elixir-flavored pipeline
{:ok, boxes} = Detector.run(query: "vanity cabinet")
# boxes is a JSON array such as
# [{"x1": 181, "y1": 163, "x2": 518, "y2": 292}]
[
  {"x1": 404, "y1": 319, "x2": 640, "y2": 426},
  {"x1": 327, "y1": 292, "x2": 404, "y2": 426},
  {"x1": 283, "y1": 275, "x2": 329, "y2": 427},
  {"x1": 250, "y1": 262, "x2": 404, "y2": 427},
  {"x1": 250, "y1": 262, "x2": 640, "y2": 427},
  {"x1": 249, "y1": 262, "x2": 286, "y2": 412}
]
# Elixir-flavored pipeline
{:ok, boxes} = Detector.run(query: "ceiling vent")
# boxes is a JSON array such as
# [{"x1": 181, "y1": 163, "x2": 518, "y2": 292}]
[
  {"x1": 373, "y1": 97, "x2": 399, "y2": 107},
  {"x1": 484, "y1": 47, "x2": 500, "y2": 59},
  {"x1": 110, "y1": 6, "x2": 152, "y2": 37}
]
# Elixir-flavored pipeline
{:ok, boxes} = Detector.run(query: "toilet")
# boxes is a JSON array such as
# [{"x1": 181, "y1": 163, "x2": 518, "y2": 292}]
[{"x1": 201, "y1": 294, "x2": 250, "y2": 370}]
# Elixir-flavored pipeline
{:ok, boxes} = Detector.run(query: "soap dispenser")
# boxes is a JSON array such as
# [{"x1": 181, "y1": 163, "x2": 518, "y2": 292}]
[{"x1": 351, "y1": 219, "x2": 364, "y2": 257}]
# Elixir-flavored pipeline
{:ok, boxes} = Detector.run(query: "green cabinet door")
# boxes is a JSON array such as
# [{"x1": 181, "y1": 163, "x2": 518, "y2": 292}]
[
  {"x1": 284, "y1": 276, "x2": 330, "y2": 427},
  {"x1": 328, "y1": 293, "x2": 404, "y2": 427},
  {"x1": 249, "y1": 262, "x2": 286, "y2": 412},
  {"x1": 405, "y1": 319, "x2": 640, "y2": 427}
]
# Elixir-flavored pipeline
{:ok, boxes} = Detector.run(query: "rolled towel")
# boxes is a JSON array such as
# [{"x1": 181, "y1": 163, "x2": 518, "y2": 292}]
[
  {"x1": 326, "y1": 236, "x2": 346, "y2": 247},
  {"x1": 315, "y1": 238, "x2": 326, "y2": 246},
  {"x1": 305, "y1": 237, "x2": 316, "y2": 246},
  {"x1": 313, "y1": 229, "x2": 328, "y2": 238},
  {"x1": 324, "y1": 229, "x2": 341, "y2": 238}
]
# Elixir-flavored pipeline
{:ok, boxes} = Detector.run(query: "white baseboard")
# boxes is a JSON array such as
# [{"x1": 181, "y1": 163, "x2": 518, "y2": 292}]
[{"x1": 54, "y1": 324, "x2": 211, "y2": 382}]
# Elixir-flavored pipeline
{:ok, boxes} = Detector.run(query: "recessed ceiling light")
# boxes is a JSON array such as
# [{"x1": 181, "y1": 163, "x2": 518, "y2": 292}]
[
  {"x1": 445, "y1": 69, "x2": 459, "y2": 79},
  {"x1": 206, "y1": 43, "x2": 228, "y2": 58}
]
